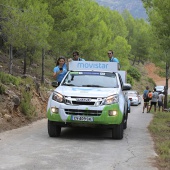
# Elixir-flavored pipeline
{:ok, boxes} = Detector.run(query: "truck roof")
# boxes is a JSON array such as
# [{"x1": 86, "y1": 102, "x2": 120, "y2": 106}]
[
  {"x1": 68, "y1": 61, "x2": 126, "y2": 83},
  {"x1": 69, "y1": 61, "x2": 118, "y2": 72}
]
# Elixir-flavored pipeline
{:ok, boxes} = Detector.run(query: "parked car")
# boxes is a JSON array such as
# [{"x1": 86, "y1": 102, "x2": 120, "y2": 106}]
[
  {"x1": 124, "y1": 90, "x2": 141, "y2": 106},
  {"x1": 155, "y1": 85, "x2": 165, "y2": 94}
]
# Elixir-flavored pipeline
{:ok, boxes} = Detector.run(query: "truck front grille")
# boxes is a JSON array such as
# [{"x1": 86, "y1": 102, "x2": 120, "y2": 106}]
[
  {"x1": 64, "y1": 96, "x2": 105, "y2": 106},
  {"x1": 72, "y1": 101, "x2": 95, "y2": 105},
  {"x1": 65, "y1": 109, "x2": 102, "y2": 116}
]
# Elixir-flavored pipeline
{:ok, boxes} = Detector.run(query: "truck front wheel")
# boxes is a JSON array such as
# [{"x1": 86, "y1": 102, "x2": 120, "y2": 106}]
[
  {"x1": 123, "y1": 112, "x2": 128, "y2": 129},
  {"x1": 112, "y1": 121, "x2": 123, "y2": 139},
  {"x1": 48, "y1": 120, "x2": 61, "y2": 137}
]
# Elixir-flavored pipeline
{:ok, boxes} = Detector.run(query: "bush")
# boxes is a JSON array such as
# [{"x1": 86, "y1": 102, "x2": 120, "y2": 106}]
[
  {"x1": 0, "y1": 72, "x2": 21, "y2": 87},
  {"x1": 127, "y1": 74, "x2": 134, "y2": 86},
  {"x1": 127, "y1": 66, "x2": 141, "y2": 81},
  {"x1": 0, "y1": 84, "x2": 5, "y2": 94},
  {"x1": 20, "y1": 90, "x2": 36, "y2": 117},
  {"x1": 148, "y1": 77, "x2": 156, "y2": 87}
]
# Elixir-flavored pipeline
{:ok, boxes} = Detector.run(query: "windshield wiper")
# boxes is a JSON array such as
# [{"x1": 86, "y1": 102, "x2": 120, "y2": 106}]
[
  {"x1": 82, "y1": 85, "x2": 104, "y2": 87},
  {"x1": 63, "y1": 83, "x2": 75, "y2": 86}
]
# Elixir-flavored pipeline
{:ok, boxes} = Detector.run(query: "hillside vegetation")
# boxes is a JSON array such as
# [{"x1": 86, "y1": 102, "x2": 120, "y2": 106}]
[{"x1": 96, "y1": 0, "x2": 147, "y2": 19}]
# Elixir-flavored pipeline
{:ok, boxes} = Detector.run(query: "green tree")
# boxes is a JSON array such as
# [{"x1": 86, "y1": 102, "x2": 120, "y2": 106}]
[
  {"x1": 46, "y1": 0, "x2": 129, "y2": 61},
  {"x1": 142, "y1": 0, "x2": 170, "y2": 107},
  {"x1": 122, "y1": 10, "x2": 152, "y2": 65},
  {"x1": 112, "y1": 36, "x2": 131, "y2": 70},
  {"x1": 0, "y1": 0, "x2": 53, "y2": 74}
]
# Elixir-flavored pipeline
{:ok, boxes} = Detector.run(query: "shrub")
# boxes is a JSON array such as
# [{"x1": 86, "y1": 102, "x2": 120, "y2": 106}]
[
  {"x1": 148, "y1": 77, "x2": 156, "y2": 87},
  {"x1": 127, "y1": 74, "x2": 134, "y2": 86},
  {"x1": 127, "y1": 66, "x2": 141, "y2": 81},
  {"x1": 0, "y1": 72, "x2": 21, "y2": 87},
  {"x1": 0, "y1": 84, "x2": 5, "y2": 94},
  {"x1": 20, "y1": 90, "x2": 36, "y2": 117}
]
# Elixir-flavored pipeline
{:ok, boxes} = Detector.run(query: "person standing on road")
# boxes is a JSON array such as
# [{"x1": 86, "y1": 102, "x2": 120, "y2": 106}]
[
  {"x1": 158, "y1": 92, "x2": 165, "y2": 112},
  {"x1": 53, "y1": 56, "x2": 67, "y2": 85},
  {"x1": 148, "y1": 88, "x2": 159, "y2": 112},
  {"x1": 107, "y1": 50, "x2": 120, "y2": 69},
  {"x1": 142, "y1": 86, "x2": 149, "y2": 113},
  {"x1": 147, "y1": 90, "x2": 152, "y2": 110}
]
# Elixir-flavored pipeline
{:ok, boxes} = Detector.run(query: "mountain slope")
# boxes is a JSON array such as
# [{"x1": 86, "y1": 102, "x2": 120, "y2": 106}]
[{"x1": 95, "y1": 0, "x2": 147, "y2": 19}]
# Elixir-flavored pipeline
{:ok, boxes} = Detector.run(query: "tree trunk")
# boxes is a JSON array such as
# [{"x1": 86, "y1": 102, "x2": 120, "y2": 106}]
[
  {"x1": 164, "y1": 62, "x2": 169, "y2": 108},
  {"x1": 29, "y1": 48, "x2": 36, "y2": 66},
  {"x1": 41, "y1": 48, "x2": 45, "y2": 84},
  {"x1": 9, "y1": 44, "x2": 13, "y2": 75},
  {"x1": 132, "y1": 56, "x2": 136, "y2": 65}
]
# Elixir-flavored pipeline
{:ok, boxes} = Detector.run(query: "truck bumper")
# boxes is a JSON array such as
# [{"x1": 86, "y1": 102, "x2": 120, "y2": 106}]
[{"x1": 47, "y1": 104, "x2": 124, "y2": 126}]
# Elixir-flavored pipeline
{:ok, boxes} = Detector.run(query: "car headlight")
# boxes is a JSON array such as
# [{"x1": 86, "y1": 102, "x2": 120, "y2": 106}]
[
  {"x1": 52, "y1": 92, "x2": 64, "y2": 103},
  {"x1": 104, "y1": 95, "x2": 119, "y2": 105}
]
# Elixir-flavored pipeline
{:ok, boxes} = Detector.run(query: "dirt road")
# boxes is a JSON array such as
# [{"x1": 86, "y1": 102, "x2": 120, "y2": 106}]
[{"x1": 0, "y1": 103, "x2": 158, "y2": 170}]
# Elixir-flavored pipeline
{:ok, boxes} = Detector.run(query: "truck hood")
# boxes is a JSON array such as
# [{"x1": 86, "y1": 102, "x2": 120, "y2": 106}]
[{"x1": 54, "y1": 86, "x2": 119, "y2": 97}]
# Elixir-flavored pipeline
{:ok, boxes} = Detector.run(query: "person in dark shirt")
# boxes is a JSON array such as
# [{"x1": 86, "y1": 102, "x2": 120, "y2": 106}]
[{"x1": 142, "y1": 86, "x2": 149, "y2": 113}]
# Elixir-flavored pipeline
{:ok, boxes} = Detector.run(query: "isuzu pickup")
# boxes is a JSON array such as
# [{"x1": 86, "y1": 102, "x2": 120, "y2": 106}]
[{"x1": 47, "y1": 61, "x2": 131, "y2": 139}]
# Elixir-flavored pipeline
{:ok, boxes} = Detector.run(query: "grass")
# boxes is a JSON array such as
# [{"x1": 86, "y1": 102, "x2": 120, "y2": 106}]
[{"x1": 149, "y1": 110, "x2": 170, "y2": 170}]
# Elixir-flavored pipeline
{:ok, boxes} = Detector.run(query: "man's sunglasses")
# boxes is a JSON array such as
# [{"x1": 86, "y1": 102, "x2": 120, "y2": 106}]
[{"x1": 108, "y1": 53, "x2": 112, "y2": 54}]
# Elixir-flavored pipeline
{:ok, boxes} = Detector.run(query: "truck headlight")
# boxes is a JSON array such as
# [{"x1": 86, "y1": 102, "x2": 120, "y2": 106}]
[
  {"x1": 104, "y1": 95, "x2": 119, "y2": 105},
  {"x1": 52, "y1": 92, "x2": 64, "y2": 103},
  {"x1": 51, "y1": 107, "x2": 59, "y2": 113}
]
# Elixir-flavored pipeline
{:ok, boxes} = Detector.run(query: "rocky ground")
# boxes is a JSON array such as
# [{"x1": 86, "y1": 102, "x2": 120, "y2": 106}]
[
  {"x1": 0, "y1": 54, "x2": 53, "y2": 132},
  {"x1": 0, "y1": 83, "x2": 50, "y2": 133}
]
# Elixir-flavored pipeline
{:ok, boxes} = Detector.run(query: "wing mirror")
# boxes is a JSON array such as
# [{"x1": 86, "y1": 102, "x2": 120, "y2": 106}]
[
  {"x1": 123, "y1": 83, "x2": 132, "y2": 90},
  {"x1": 51, "y1": 81, "x2": 58, "y2": 87}
]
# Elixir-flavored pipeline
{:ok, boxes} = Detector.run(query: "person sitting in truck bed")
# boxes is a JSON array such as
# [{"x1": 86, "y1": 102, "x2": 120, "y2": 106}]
[
  {"x1": 53, "y1": 56, "x2": 67, "y2": 85},
  {"x1": 107, "y1": 50, "x2": 120, "y2": 69},
  {"x1": 68, "y1": 51, "x2": 85, "y2": 62}
]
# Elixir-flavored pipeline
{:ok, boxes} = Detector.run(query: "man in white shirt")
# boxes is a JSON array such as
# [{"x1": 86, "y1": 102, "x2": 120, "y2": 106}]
[{"x1": 158, "y1": 92, "x2": 165, "y2": 112}]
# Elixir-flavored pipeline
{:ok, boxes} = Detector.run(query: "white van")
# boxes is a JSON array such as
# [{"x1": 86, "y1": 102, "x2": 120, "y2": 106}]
[{"x1": 47, "y1": 61, "x2": 131, "y2": 139}]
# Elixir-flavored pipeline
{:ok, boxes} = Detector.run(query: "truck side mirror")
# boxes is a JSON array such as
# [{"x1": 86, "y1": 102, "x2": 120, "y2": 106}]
[
  {"x1": 123, "y1": 83, "x2": 132, "y2": 90},
  {"x1": 51, "y1": 81, "x2": 58, "y2": 87}
]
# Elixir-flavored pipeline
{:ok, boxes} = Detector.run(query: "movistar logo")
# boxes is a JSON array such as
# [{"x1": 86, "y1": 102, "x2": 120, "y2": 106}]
[{"x1": 77, "y1": 63, "x2": 108, "y2": 69}]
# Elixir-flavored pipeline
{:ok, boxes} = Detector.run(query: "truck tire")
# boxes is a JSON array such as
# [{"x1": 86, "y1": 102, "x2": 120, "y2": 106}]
[
  {"x1": 48, "y1": 120, "x2": 61, "y2": 137},
  {"x1": 123, "y1": 118, "x2": 127, "y2": 129},
  {"x1": 112, "y1": 121, "x2": 123, "y2": 139},
  {"x1": 123, "y1": 112, "x2": 128, "y2": 129}
]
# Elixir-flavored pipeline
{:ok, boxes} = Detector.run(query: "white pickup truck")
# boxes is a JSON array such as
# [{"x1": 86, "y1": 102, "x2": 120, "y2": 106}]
[{"x1": 47, "y1": 61, "x2": 131, "y2": 139}]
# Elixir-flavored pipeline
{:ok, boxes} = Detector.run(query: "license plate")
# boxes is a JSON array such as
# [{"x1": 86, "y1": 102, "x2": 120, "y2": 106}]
[{"x1": 71, "y1": 115, "x2": 93, "y2": 122}]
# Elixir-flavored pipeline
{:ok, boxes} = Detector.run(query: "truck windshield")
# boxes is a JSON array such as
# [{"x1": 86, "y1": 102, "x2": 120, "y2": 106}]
[{"x1": 62, "y1": 71, "x2": 118, "y2": 88}]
